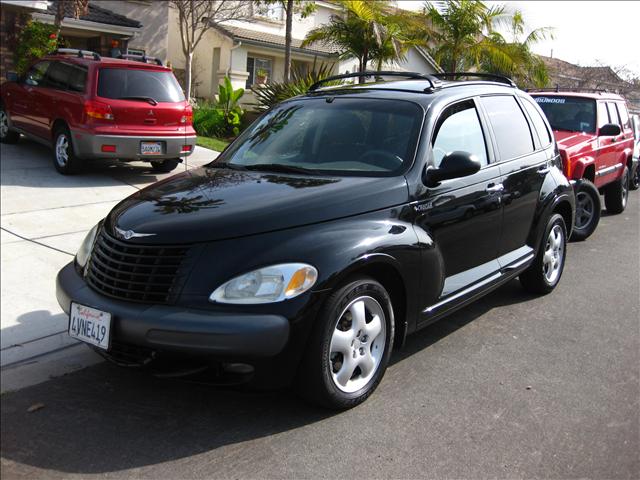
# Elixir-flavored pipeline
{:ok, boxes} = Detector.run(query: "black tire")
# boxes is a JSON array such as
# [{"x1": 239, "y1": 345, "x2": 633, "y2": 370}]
[
  {"x1": 603, "y1": 166, "x2": 629, "y2": 214},
  {"x1": 629, "y1": 164, "x2": 639, "y2": 191},
  {"x1": 296, "y1": 278, "x2": 395, "y2": 409},
  {"x1": 52, "y1": 126, "x2": 81, "y2": 174},
  {"x1": 520, "y1": 213, "x2": 567, "y2": 295},
  {"x1": 151, "y1": 159, "x2": 180, "y2": 173},
  {"x1": 0, "y1": 106, "x2": 20, "y2": 144},
  {"x1": 570, "y1": 179, "x2": 601, "y2": 241}
]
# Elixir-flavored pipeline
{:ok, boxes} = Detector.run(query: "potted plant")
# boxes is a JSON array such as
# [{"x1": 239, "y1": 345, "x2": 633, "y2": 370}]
[{"x1": 255, "y1": 68, "x2": 269, "y2": 85}]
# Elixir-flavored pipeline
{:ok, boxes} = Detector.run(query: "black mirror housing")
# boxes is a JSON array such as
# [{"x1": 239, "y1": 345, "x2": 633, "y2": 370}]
[
  {"x1": 599, "y1": 123, "x2": 621, "y2": 137},
  {"x1": 424, "y1": 151, "x2": 482, "y2": 186},
  {"x1": 6, "y1": 71, "x2": 18, "y2": 82}
]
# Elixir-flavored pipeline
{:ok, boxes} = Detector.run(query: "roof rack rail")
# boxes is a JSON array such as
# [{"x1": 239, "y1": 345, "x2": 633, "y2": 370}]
[
  {"x1": 53, "y1": 48, "x2": 101, "y2": 61},
  {"x1": 526, "y1": 87, "x2": 613, "y2": 94},
  {"x1": 118, "y1": 53, "x2": 163, "y2": 66},
  {"x1": 308, "y1": 70, "x2": 442, "y2": 93},
  {"x1": 433, "y1": 72, "x2": 516, "y2": 87}
]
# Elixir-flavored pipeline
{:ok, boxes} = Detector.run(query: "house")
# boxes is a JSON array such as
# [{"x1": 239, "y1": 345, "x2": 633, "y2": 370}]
[
  {"x1": 92, "y1": 0, "x2": 441, "y2": 104},
  {"x1": 539, "y1": 55, "x2": 640, "y2": 114}
]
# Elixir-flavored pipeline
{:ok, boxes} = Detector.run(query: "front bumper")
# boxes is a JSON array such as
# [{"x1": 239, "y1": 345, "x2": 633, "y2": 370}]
[
  {"x1": 56, "y1": 263, "x2": 290, "y2": 358},
  {"x1": 71, "y1": 131, "x2": 197, "y2": 161}
]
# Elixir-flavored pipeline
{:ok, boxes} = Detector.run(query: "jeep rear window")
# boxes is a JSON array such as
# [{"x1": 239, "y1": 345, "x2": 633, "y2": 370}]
[
  {"x1": 533, "y1": 96, "x2": 596, "y2": 133},
  {"x1": 97, "y1": 68, "x2": 185, "y2": 103},
  {"x1": 216, "y1": 98, "x2": 423, "y2": 176}
]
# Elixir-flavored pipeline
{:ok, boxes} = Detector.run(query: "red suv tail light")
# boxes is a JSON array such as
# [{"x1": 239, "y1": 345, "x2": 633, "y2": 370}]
[
  {"x1": 85, "y1": 100, "x2": 114, "y2": 121},
  {"x1": 181, "y1": 104, "x2": 193, "y2": 125}
]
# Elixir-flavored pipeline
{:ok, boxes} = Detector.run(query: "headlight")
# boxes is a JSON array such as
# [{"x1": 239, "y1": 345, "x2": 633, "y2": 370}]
[
  {"x1": 75, "y1": 223, "x2": 99, "y2": 269},
  {"x1": 210, "y1": 263, "x2": 318, "y2": 304}
]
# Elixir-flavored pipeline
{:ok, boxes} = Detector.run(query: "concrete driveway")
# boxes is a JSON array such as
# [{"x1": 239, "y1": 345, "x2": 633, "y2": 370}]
[{"x1": 0, "y1": 138, "x2": 218, "y2": 391}]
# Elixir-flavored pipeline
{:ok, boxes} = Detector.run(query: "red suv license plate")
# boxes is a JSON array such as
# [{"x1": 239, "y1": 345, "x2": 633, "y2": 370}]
[{"x1": 141, "y1": 141, "x2": 162, "y2": 155}]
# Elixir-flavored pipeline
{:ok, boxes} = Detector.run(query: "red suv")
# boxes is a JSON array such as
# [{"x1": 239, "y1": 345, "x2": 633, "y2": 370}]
[
  {"x1": 0, "y1": 49, "x2": 195, "y2": 174},
  {"x1": 530, "y1": 91, "x2": 634, "y2": 240}
]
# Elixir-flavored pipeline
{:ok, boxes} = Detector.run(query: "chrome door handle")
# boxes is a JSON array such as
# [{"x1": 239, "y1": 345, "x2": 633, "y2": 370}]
[{"x1": 485, "y1": 183, "x2": 504, "y2": 193}]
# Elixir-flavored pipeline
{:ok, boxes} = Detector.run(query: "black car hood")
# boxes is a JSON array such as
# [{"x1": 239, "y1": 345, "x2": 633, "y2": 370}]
[{"x1": 105, "y1": 167, "x2": 409, "y2": 243}]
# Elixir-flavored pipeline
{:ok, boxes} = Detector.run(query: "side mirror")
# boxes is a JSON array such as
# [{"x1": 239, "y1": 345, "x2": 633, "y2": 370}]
[
  {"x1": 6, "y1": 71, "x2": 18, "y2": 82},
  {"x1": 424, "y1": 151, "x2": 482, "y2": 186},
  {"x1": 599, "y1": 123, "x2": 621, "y2": 137}
]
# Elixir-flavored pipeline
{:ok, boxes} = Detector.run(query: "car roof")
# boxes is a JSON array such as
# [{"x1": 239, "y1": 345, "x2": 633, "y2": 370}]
[
  {"x1": 302, "y1": 79, "x2": 523, "y2": 108},
  {"x1": 529, "y1": 91, "x2": 625, "y2": 101},
  {"x1": 41, "y1": 55, "x2": 170, "y2": 71}
]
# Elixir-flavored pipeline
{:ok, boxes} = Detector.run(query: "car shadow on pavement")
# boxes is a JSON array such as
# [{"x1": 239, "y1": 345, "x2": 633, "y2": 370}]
[
  {"x1": 0, "y1": 279, "x2": 538, "y2": 475},
  {"x1": 0, "y1": 139, "x2": 194, "y2": 190}
]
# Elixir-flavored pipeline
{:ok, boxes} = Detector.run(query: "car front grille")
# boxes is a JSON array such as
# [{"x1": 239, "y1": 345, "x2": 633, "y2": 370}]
[{"x1": 86, "y1": 229, "x2": 190, "y2": 304}]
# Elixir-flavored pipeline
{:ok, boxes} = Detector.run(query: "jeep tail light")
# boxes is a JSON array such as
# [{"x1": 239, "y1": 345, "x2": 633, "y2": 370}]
[
  {"x1": 181, "y1": 104, "x2": 193, "y2": 125},
  {"x1": 85, "y1": 100, "x2": 114, "y2": 121}
]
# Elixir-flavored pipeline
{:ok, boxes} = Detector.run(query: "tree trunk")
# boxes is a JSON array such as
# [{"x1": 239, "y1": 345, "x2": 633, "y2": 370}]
[
  {"x1": 283, "y1": 0, "x2": 294, "y2": 82},
  {"x1": 185, "y1": 51, "x2": 193, "y2": 100}
]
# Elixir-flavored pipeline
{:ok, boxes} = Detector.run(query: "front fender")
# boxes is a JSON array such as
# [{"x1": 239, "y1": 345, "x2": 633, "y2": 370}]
[{"x1": 570, "y1": 156, "x2": 596, "y2": 179}]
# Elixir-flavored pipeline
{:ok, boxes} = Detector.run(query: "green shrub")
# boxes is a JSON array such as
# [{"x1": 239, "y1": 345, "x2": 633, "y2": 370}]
[
  {"x1": 252, "y1": 63, "x2": 337, "y2": 112},
  {"x1": 14, "y1": 21, "x2": 59, "y2": 74},
  {"x1": 193, "y1": 77, "x2": 246, "y2": 138}
]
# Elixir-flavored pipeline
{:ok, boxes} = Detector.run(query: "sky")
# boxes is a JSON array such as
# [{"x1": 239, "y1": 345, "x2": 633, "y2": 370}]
[{"x1": 396, "y1": 1, "x2": 640, "y2": 78}]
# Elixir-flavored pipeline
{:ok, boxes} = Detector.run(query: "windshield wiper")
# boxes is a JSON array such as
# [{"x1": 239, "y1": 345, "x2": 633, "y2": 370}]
[
  {"x1": 243, "y1": 164, "x2": 318, "y2": 175},
  {"x1": 207, "y1": 162, "x2": 247, "y2": 170},
  {"x1": 117, "y1": 96, "x2": 158, "y2": 106}
]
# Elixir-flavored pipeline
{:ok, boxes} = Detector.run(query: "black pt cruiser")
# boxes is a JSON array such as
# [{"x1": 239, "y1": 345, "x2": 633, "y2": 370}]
[{"x1": 57, "y1": 72, "x2": 575, "y2": 409}]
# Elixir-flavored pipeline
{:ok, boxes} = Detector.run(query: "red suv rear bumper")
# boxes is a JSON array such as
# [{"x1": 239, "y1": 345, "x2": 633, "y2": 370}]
[{"x1": 71, "y1": 128, "x2": 197, "y2": 161}]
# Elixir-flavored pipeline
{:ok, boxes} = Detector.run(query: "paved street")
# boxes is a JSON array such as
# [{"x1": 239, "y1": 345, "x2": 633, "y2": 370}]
[
  {"x1": 0, "y1": 140, "x2": 217, "y2": 391},
  {"x1": 1, "y1": 145, "x2": 638, "y2": 478}
]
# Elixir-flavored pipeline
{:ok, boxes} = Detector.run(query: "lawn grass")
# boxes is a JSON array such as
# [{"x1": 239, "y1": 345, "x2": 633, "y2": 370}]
[{"x1": 196, "y1": 136, "x2": 230, "y2": 152}]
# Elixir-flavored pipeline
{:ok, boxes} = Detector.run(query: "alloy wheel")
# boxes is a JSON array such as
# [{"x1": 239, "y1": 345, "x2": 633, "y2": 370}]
[
  {"x1": 329, "y1": 296, "x2": 387, "y2": 393},
  {"x1": 543, "y1": 224, "x2": 564, "y2": 284},
  {"x1": 0, "y1": 110, "x2": 8, "y2": 139},
  {"x1": 55, "y1": 134, "x2": 69, "y2": 167},
  {"x1": 621, "y1": 170, "x2": 629, "y2": 209},
  {"x1": 574, "y1": 191, "x2": 595, "y2": 230}
]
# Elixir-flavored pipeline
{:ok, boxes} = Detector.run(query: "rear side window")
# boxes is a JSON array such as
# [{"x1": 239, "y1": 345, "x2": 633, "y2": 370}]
[
  {"x1": 432, "y1": 100, "x2": 488, "y2": 167},
  {"x1": 97, "y1": 68, "x2": 185, "y2": 103},
  {"x1": 42, "y1": 62, "x2": 87, "y2": 92},
  {"x1": 522, "y1": 97, "x2": 552, "y2": 146},
  {"x1": 67, "y1": 64, "x2": 88, "y2": 92},
  {"x1": 616, "y1": 103, "x2": 631, "y2": 130},
  {"x1": 482, "y1": 95, "x2": 534, "y2": 160}
]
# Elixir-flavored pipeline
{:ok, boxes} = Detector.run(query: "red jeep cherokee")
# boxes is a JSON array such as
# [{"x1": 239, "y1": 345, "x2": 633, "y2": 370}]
[
  {"x1": 0, "y1": 49, "x2": 195, "y2": 174},
  {"x1": 530, "y1": 91, "x2": 634, "y2": 240}
]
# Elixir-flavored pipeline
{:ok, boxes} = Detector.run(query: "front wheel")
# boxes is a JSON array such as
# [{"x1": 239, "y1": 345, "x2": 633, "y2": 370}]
[
  {"x1": 603, "y1": 166, "x2": 629, "y2": 214},
  {"x1": 629, "y1": 164, "x2": 639, "y2": 191},
  {"x1": 570, "y1": 179, "x2": 601, "y2": 241},
  {"x1": 520, "y1": 213, "x2": 567, "y2": 295},
  {"x1": 296, "y1": 278, "x2": 394, "y2": 409},
  {"x1": 0, "y1": 107, "x2": 19, "y2": 144}
]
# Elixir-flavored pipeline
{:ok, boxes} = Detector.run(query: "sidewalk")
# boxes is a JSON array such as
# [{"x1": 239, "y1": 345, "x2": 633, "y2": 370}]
[{"x1": 0, "y1": 140, "x2": 218, "y2": 392}]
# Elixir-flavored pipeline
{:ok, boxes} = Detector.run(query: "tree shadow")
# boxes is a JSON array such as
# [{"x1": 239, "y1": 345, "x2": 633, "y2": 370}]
[{"x1": 0, "y1": 279, "x2": 537, "y2": 475}]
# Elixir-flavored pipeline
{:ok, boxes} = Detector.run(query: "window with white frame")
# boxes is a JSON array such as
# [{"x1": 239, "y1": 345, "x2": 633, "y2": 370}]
[
  {"x1": 251, "y1": 3, "x2": 284, "y2": 21},
  {"x1": 246, "y1": 57, "x2": 273, "y2": 88}
]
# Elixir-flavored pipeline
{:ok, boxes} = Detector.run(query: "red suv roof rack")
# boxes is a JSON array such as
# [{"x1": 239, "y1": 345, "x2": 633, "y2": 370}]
[
  {"x1": 117, "y1": 53, "x2": 163, "y2": 66},
  {"x1": 53, "y1": 48, "x2": 101, "y2": 61},
  {"x1": 527, "y1": 87, "x2": 613, "y2": 94}
]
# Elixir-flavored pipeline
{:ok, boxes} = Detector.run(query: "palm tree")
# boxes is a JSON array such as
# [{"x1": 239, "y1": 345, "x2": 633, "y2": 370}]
[
  {"x1": 423, "y1": 0, "x2": 515, "y2": 73},
  {"x1": 302, "y1": 1, "x2": 410, "y2": 77}
]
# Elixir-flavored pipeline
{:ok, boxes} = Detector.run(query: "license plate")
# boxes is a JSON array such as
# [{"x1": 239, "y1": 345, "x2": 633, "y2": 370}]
[
  {"x1": 140, "y1": 141, "x2": 162, "y2": 155},
  {"x1": 68, "y1": 302, "x2": 112, "y2": 350}
]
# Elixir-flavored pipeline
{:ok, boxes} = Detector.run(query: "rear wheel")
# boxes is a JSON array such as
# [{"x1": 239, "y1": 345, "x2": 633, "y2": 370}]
[
  {"x1": 151, "y1": 159, "x2": 180, "y2": 173},
  {"x1": 296, "y1": 278, "x2": 394, "y2": 409},
  {"x1": 520, "y1": 213, "x2": 567, "y2": 295},
  {"x1": 630, "y1": 164, "x2": 639, "y2": 191},
  {"x1": 53, "y1": 126, "x2": 81, "y2": 174},
  {"x1": 603, "y1": 166, "x2": 629, "y2": 214},
  {"x1": 570, "y1": 179, "x2": 600, "y2": 241},
  {"x1": 0, "y1": 107, "x2": 19, "y2": 144}
]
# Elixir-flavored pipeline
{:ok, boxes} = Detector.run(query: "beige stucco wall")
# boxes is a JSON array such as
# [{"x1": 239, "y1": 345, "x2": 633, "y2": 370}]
[{"x1": 92, "y1": 0, "x2": 170, "y2": 60}]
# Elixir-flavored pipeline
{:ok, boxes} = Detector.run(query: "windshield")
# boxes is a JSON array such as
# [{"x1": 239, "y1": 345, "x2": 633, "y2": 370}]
[
  {"x1": 532, "y1": 96, "x2": 596, "y2": 133},
  {"x1": 216, "y1": 97, "x2": 424, "y2": 176},
  {"x1": 97, "y1": 68, "x2": 185, "y2": 103}
]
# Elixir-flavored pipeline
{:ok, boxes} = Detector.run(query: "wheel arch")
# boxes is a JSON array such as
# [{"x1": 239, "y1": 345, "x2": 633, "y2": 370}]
[{"x1": 51, "y1": 118, "x2": 69, "y2": 139}]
